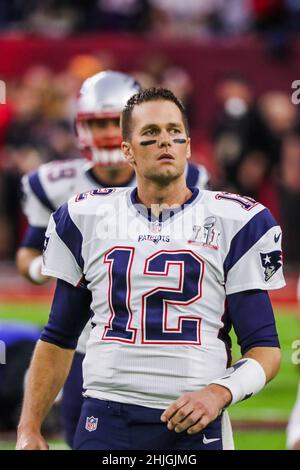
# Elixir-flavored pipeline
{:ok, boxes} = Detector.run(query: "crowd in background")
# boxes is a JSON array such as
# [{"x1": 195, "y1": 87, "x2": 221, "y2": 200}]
[
  {"x1": 0, "y1": 1, "x2": 299, "y2": 272},
  {"x1": 1, "y1": 0, "x2": 300, "y2": 39},
  {"x1": 0, "y1": 51, "x2": 299, "y2": 271}
]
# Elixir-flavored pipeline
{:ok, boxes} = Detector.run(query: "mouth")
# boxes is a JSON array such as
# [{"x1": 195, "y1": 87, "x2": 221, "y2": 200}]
[{"x1": 157, "y1": 153, "x2": 175, "y2": 161}]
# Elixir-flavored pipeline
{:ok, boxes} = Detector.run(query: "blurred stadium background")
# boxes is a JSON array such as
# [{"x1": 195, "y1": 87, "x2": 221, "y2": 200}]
[{"x1": 0, "y1": 0, "x2": 299, "y2": 450}]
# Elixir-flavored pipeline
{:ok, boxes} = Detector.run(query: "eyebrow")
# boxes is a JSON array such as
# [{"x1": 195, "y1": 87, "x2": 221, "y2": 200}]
[{"x1": 140, "y1": 122, "x2": 183, "y2": 133}]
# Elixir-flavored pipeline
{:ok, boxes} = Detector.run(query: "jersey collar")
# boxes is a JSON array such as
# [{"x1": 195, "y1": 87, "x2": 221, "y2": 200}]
[{"x1": 129, "y1": 187, "x2": 200, "y2": 224}]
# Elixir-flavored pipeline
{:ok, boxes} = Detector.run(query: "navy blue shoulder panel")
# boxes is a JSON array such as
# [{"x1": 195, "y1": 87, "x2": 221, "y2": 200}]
[
  {"x1": 186, "y1": 163, "x2": 200, "y2": 187},
  {"x1": 53, "y1": 203, "x2": 84, "y2": 270},
  {"x1": 28, "y1": 171, "x2": 56, "y2": 212},
  {"x1": 223, "y1": 208, "x2": 277, "y2": 281}
]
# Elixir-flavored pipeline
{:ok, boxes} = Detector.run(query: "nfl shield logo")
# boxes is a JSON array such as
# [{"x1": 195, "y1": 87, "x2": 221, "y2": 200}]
[
  {"x1": 85, "y1": 416, "x2": 98, "y2": 432},
  {"x1": 149, "y1": 221, "x2": 162, "y2": 233}
]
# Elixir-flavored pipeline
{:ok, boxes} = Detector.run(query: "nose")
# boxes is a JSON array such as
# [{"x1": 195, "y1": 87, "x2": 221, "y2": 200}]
[{"x1": 157, "y1": 129, "x2": 171, "y2": 148}]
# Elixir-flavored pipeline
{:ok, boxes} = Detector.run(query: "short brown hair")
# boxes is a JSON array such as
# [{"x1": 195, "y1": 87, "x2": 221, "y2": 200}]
[{"x1": 121, "y1": 87, "x2": 189, "y2": 141}]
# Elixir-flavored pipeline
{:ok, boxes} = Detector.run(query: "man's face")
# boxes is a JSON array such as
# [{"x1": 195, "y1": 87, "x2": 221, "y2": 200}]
[{"x1": 122, "y1": 100, "x2": 191, "y2": 185}]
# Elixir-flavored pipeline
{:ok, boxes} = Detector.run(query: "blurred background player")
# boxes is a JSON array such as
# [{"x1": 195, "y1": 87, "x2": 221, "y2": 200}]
[
  {"x1": 286, "y1": 275, "x2": 300, "y2": 450},
  {"x1": 15, "y1": 70, "x2": 210, "y2": 448},
  {"x1": 287, "y1": 381, "x2": 300, "y2": 450}
]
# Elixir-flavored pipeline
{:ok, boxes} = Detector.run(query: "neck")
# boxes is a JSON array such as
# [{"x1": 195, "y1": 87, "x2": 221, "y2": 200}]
[
  {"x1": 135, "y1": 175, "x2": 192, "y2": 213},
  {"x1": 91, "y1": 164, "x2": 134, "y2": 186}
]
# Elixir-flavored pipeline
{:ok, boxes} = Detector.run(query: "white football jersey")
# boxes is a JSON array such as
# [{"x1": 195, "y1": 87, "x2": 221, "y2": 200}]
[
  {"x1": 22, "y1": 158, "x2": 209, "y2": 354},
  {"x1": 42, "y1": 187, "x2": 285, "y2": 409}
]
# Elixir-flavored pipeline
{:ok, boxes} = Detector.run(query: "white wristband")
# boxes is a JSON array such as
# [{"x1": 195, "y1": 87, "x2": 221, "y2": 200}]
[
  {"x1": 210, "y1": 358, "x2": 266, "y2": 406},
  {"x1": 28, "y1": 255, "x2": 45, "y2": 284}
]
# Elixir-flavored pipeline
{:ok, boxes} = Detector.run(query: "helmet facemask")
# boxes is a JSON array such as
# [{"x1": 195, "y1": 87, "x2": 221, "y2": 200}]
[
  {"x1": 76, "y1": 116, "x2": 126, "y2": 167},
  {"x1": 75, "y1": 70, "x2": 141, "y2": 167}
]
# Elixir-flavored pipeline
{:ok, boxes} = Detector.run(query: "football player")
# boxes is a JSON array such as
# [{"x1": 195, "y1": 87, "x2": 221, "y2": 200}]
[
  {"x1": 16, "y1": 72, "x2": 210, "y2": 448},
  {"x1": 17, "y1": 87, "x2": 284, "y2": 451}
]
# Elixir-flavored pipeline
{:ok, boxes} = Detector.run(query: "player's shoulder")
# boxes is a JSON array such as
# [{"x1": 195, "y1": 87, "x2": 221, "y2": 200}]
[
  {"x1": 23, "y1": 158, "x2": 85, "y2": 188},
  {"x1": 186, "y1": 162, "x2": 210, "y2": 189},
  {"x1": 24, "y1": 158, "x2": 86, "y2": 206},
  {"x1": 188, "y1": 162, "x2": 207, "y2": 174},
  {"x1": 67, "y1": 186, "x2": 131, "y2": 216},
  {"x1": 37, "y1": 158, "x2": 85, "y2": 181},
  {"x1": 200, "y1": 190, "x2": 276, "y2": 225}
]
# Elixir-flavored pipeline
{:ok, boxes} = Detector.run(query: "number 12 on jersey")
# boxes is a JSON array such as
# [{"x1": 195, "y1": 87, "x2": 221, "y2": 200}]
[{"x1": 102, "y1": 247, "x2": 204, "y2": 345}]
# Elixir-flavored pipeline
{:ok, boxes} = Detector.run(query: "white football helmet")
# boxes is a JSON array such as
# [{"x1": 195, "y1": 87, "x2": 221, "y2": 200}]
[{"x1": 76, "y1": 70, "x2": 141, "y2": 166}]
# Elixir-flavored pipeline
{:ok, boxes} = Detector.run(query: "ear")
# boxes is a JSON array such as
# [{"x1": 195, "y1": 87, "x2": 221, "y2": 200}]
[
  {"x1": 121, "y1": 141, "x2": 135, "y2": 166},
  {"x1": 186, "y1": 137, "x2": 191, "y2": 161}
]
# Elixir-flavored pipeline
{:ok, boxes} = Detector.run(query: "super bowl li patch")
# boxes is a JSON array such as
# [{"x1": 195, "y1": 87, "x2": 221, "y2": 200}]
[
  {"x1": 260, "y1": 250, "x2": 282, "y2": 282},
  {"x1": 85, "y1": 416, "x2": 98, "y2": 432}
]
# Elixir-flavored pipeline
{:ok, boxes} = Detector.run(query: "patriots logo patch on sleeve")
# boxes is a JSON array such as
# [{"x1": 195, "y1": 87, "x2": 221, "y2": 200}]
[{"x1": 260, "y1": 250, "x2": 282, "y2": 282}]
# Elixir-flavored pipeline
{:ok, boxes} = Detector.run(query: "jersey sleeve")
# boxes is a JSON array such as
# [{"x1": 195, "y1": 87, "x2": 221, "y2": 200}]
[
  {"x1": 40, "y1": 279, "x2": 92, "y2": 350},
  {"x1": 42, "y1": 202, "x2": 84, "y2": 287},
  {"x1": 224, "y1": 208, "x2": 286, "y2": 295},
  {"x1": 21, "y1": 173, "x2": 53, "y2": 227},
  {"x1": 20, "y1": 226, "x2": 47, "y2": 251},
  {"x1": 76, "y1": 322, "x2": 92, "y2": 354},
  {"x1": 226, "y1": 290, "x2": 280, "y2": 355}
]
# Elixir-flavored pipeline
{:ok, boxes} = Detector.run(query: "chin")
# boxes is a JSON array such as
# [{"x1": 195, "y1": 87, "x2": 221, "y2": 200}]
[{"x1": 146, "y1": 169, "x2": 181, "y2": 185}]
